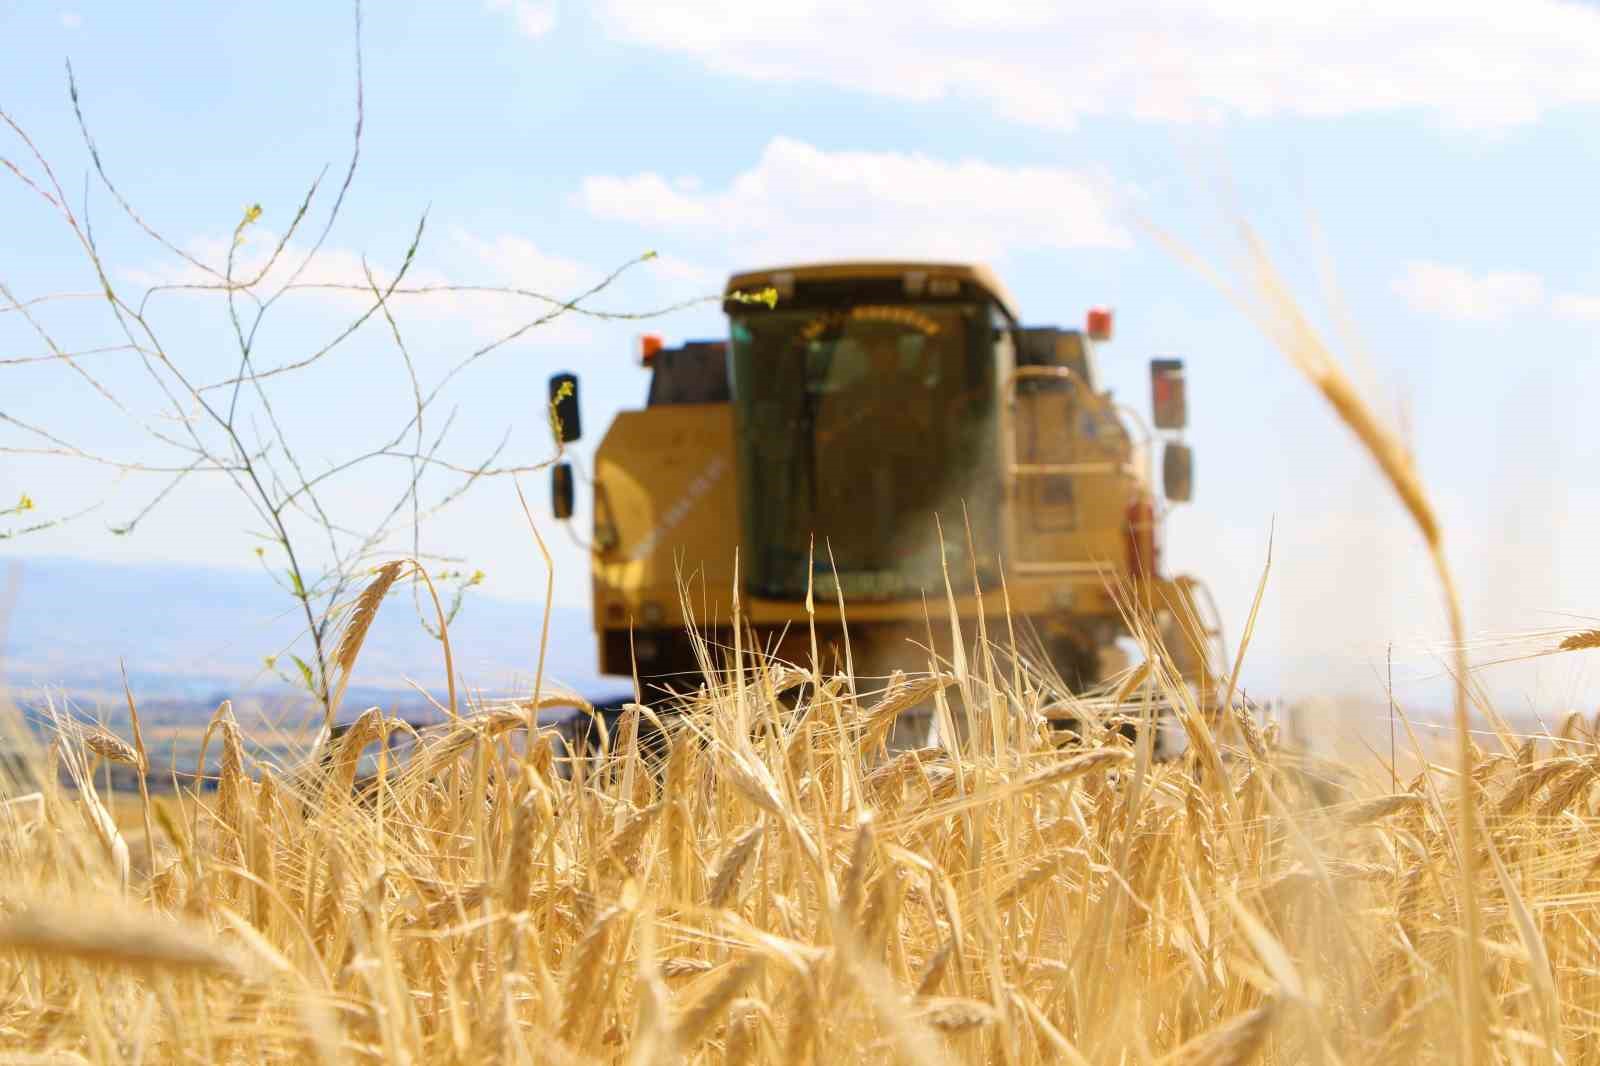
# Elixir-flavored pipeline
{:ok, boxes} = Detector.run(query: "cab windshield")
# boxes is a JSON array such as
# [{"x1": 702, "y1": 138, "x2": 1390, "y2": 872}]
[{"x1": 728, "y1": 301, "x2": 1003, "y2": 602}]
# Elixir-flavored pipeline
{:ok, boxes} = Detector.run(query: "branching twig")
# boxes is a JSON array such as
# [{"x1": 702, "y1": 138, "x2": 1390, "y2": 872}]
[{"x1": 0, "y1": 2, "x2": 695, "y2": 720}]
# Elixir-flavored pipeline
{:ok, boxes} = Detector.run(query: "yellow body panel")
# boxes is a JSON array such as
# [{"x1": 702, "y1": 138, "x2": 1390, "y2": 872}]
[{"x1": 590, "y1": 405, "x2": 740, "y2": 633}]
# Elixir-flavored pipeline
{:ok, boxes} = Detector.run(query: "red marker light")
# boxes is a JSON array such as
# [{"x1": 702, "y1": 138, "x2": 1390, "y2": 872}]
[
  {"x1": 1087, "y1": 307, "x2": 1113, "y2": 342},
  {"x1": 639, "y1": 334, "x2": 664, "y2": 367}
]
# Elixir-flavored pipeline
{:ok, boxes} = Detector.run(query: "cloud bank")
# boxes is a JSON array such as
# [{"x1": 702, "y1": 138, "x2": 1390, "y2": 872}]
[
  {"x1": 595, "y1": 1, "x2": 1600, "y2": 131},
  {"x1": 581, "y1": 137, "x2": 1127, "y2": 264}
]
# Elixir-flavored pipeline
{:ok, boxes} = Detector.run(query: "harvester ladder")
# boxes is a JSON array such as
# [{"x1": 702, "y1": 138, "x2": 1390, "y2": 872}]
[{"x1": 1002, "y1": 365, "x2": 1137, "y2": 577}]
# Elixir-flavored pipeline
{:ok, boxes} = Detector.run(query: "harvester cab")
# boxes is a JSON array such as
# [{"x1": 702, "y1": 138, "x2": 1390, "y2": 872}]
[{"x1": 549, "y1": 261, "x2": 1224, "y2": 740}]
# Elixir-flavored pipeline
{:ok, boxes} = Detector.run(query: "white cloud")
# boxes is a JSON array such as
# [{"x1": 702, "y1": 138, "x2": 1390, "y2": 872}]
[
  {"x1": 594, "y1": 1, "x2": 1600, "y2": 130},
  {"x1": 585, "y1": 172, "x2": 712, "y2": 227},
  {"x1": 447, "y1": 227, "x2": 588, "y2": 292},
  {"x1": 642, "y1": 253, "x2": 720, "y2": 291},
  {"x1": 60, "y1": 12, "x2": 81, "y2": 30},
  {"x1": 580, "y1": 137, "x2": 1127, "y2": 263},
  {"x1": 1391, "y1": 261, "x2": 1545, "y2": 322},
  {"x1": 1392, "y1": 261, "x2": 1600, "y2": 324},
  {"x1": 486, "y1": 0, "x2": 556, "y2": 38},
  {"x1": 1551, "y1": 292, "x2": 1600, "y2": 321}
]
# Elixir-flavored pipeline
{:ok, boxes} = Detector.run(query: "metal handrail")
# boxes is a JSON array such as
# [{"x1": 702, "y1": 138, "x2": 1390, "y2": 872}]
[
  {"x1": 1012, "y1": 560, "x2": 1112, "y2": 575},
  {"x1": 1000, "y1": 363, "x2": 1135, "y2": 571},
  {"x1": 1011, "y1": 461, "x2": 1137, "y2": 478}
]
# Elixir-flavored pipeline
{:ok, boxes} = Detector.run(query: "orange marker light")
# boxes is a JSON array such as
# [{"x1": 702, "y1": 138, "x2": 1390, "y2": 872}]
[
  {"x1": 639, "y1": 334, "x2": 664, "y2": 367},
  {"x1": 1086, "y1": 307, "x2": 1113, "y2": 342}
]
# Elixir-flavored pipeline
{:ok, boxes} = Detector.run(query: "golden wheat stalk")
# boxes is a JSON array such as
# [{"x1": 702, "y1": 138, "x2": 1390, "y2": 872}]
[
  {"x1": 0, "y1": 903, "x2": 245, "y2": 975},
  {"x1": 707, "y1": 823, "x2": 765, "y2": 909},
  {"x1": 83, "y1": 729, "x2": 142, "y2": 770},
  {"x1": 1558, "y1": 630, "x2": 1600, "y2": 652},
  {"x1": 326, "y1": 559, "x2": 406, "y2": 721}
]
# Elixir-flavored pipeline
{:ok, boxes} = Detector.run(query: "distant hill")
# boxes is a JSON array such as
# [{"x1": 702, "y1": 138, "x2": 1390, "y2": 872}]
[{"x1": 0, "y1": 556, "x2": 626, "y2": 709}]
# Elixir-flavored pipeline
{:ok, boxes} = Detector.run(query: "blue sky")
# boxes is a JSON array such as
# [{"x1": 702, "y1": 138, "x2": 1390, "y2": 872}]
[{"x1": 3, "y1": 1, "x2": 1599, "y2": 712}]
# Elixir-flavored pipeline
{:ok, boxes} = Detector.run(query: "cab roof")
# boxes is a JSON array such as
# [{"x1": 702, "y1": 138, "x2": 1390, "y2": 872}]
[{"x1": 724, "y1": 261, "x2": 1019, "y2": 321}]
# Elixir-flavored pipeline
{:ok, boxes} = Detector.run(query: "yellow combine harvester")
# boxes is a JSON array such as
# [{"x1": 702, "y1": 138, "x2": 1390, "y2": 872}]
[{"x1": 549, "y1": 261, "x2": 1222, "y2": 742}]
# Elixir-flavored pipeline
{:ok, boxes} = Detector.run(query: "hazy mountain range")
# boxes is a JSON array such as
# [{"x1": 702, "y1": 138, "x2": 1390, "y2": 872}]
[
  {"x1": 0, "y1": 557, "x2": 1534, "y2": 742},
  {"x1": 0, "y1": 556, "x2": 628, "y2": 713}
]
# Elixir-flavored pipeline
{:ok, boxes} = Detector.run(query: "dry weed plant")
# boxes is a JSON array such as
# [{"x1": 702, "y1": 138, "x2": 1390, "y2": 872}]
[{"x1": 0, "y1": 6, "x2": 700, "y2": 725}]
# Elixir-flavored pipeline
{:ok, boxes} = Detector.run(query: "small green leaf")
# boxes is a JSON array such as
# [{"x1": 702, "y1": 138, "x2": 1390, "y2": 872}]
[
  {"x1": 290, "y1": 655, "x2": 316, "y2": 693},
  {"x1": 287, "y1": 570, "x2": 306, "y2": 598}
]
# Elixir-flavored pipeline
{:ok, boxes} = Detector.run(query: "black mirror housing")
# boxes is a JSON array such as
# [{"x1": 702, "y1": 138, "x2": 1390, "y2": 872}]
[
  {"x1": 1151, "y1": 359, "x2": 1187, "y2": 430},
  {"x1": 1163, "y1": 442, "x2": 1193, "y2": 503},
  {"x1": 549, "y1": 372, "x2": 581, "y2": 443},
  {"x1": 551, "y1": 462, "x2": 575, "y2": 519}
]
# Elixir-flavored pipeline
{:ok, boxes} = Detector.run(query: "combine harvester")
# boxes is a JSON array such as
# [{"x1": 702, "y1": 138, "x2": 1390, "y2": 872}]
[{"x1": 548, "y1": 261, "x2": 1224, "y2": 748}]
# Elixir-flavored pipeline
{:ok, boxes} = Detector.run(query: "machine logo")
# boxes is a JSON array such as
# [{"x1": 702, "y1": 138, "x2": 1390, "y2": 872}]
[{"x1": 625, "y1": 454, "x2": 729, "y2": 563}]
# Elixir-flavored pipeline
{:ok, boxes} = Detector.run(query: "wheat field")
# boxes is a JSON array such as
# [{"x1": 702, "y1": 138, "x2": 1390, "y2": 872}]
[{"x1": 2, "y1": 599, "x2": 1599, "y2": 1064}]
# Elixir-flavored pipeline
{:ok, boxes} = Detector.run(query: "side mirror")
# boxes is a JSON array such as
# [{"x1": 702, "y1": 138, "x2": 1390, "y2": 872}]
[
  {"x1": 1150, "y1": 358, "x2": 1187, "y2": 430},
  {"x1": 1163, "y1": 442, "x2": 1193, "y2": 503},
  {"x1": 551, "y1": 462, "x2": 575, "y2": 520},
  {"x1": 549, "y1": 372, "x2": 581, "y2": 444}
]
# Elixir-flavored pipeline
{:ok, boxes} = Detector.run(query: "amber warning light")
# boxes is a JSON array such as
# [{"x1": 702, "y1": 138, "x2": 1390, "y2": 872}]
[
  {"x1": 1086, "y1": 307, "x2": 1113, "y2": 342},
  {"x1": 638, "y1": 334, "x2": 664, "y2": 367}
]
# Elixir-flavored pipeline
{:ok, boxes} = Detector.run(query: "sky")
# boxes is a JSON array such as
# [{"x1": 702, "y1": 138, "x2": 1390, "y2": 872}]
[{"x1": 2, "y1": 1, "x2": 1598, "y2": 716}]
